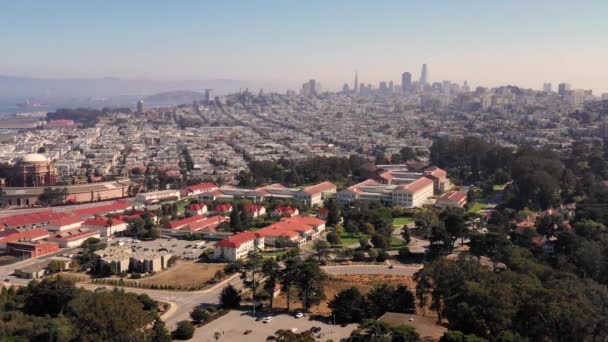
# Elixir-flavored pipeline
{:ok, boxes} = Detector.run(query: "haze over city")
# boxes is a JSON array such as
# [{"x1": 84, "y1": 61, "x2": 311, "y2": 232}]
[
  {"x1": 3, "y1": 2, "x2": 608, "y2": 342},
  {"x1": 1, "y1": 0, "x2": 608, "y2": 93}
]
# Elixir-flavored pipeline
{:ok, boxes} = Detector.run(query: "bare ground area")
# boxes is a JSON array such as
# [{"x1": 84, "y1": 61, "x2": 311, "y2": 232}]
[
  {"x1": 138, "y1": 261, "x2": 225, "y2": 288},
  {"x1": 272, "y1": 274, "x2": 419, "y2": 316}
]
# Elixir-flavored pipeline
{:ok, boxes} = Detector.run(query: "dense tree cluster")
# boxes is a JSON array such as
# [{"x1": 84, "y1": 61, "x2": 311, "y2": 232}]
[
  {"x1": 238, "y1": 155, "x2": 375, "y2": 187},
  {"x1": 329, "y1": 284, "x2": 415, "y2": 324},
  {"x1": 0, "y1": 277, "x2": 168, "y2": 342},
  {"x1": 415, "y1": 251, "x2": 608, "y2": 341}
]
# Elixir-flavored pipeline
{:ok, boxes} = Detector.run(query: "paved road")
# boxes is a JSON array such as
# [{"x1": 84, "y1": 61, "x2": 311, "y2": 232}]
[
  {"x1": 78, "y1": 274, "x2": 243, "y2": 329},
  {"x1": 1, "y1": 258, "x2": 421, "y2": 329}
]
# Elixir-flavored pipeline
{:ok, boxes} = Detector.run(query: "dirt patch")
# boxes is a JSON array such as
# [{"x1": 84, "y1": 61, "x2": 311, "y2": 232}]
[
  {"x1": 139, "y1": 261, "x2": 225, "y2": 288},
  {"x1": 272, "y1": 274, "x2": 418, "y2": 316}
]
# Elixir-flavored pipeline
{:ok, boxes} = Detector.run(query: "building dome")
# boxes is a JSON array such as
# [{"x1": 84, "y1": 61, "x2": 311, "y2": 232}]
[{"x1": 21, "y1": 153, "x2": 48, "y2": 164}]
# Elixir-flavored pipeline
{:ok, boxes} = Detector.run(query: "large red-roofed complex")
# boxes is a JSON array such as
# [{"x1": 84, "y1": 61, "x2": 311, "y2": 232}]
[
  {"x1": 338, "y1": 166, "x2": 450, "y2": 208},
  {"x1": 213, "y1": 216, "x2": 326, "y2": 262}
]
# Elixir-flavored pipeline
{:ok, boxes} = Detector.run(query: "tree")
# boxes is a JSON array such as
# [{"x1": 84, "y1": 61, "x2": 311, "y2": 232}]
[
  {"x1": 325, "y1": 198, "x2": 341, "y2": 226},
  {"x1": 38, "y1": 187, "x2": 68, "y2": 206},
  {"x1": 219, "y1": 284, "x2": 241, "y2": 309},
  {"x1": 280, "y1": 257, "x2": 301, "y2": 312},
  {"x1": 398, "y1": 246, "x2": 410, "y2": 262},
  {"x1": 241, "y1": 251, "x2": 264, "y2": 315},
  {"x1": 23, "y1": 276, "x2": 77, "y2": 317},
  {"x1": 173, "y1": 321, "x2": 195, "y2": 340},
  {"x1": 376, "y1": 250, "x2": 389, "y2": 262},
  {"x1": 371, "y1": 233, "x2": 390, "y2": 250},
  {"x1": 295, "y1": 259, "x2": 327, "y2": 311},
  {"x1": 67, "y1": 288, "x2": 156, "y2": 342},
  {"x1": 313, "y1": 240, "x2": 330, "y2": 262},
  {"x1": 150, "y1": 318, "x2": 172, "y2": 342},
  {"x1": 271, "y1": 329, "x2": 315, "y2": 342},
  {"x1": 360, "y1": 223, "x2": 376, "y2": 235},
  {"x1": 400, "y1": 147, "x2": 418, "y2": 161},
  {"x1": 262, "y1": 258, "x2": 281, "y2": 309},
  {"x1": 401, "y1": 226, "x2": 411, "y2": 244},
  {"x1": 394, "y1": 285, "x2": 416, "y2": 314},
  {"x1": 326, "y1": 231, "x2": 341, "y2": 247},
  {"x1": 366, "y1": 284, "x2": 396, "y2": 318},
  {"x1": 441, "y1": 208, "x2": 467, "y2": 248},
  {"x1": 190, "y1": 306, "x2": 208, "y2": 324},
  {"x1": 329, "y1": 287, "x2": 368, "y2": 323},
  {"x1": 230, "y1": 208, "x2": 242, "y2": 232},
  {"x1": 348, "y1": 320, "x2": 420, "y2": 342},
  {"x1": 359, "y1": 237, "x2": 370, "y2": 249},
  {"x1": 47, "y1": 260, "x2": 66, "y2": 274}
]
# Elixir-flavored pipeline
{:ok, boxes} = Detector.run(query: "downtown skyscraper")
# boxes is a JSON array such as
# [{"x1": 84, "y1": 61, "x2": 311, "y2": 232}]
[
  {"x1": 401, "y1": 72, "x2": 412, "y2": 93},
  {"x1": 420, "y1": 64, "x2": 428, "y2": 88}
]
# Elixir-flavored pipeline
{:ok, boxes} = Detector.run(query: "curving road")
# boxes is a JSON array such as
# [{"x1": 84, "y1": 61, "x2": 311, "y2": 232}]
[{"x1": 2, "y1": 260, "x2": 422, "y2": 329}]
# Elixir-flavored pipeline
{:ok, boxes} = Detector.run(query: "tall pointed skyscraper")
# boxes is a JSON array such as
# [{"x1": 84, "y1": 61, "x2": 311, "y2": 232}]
[
  {"x1": 420, "y1": 64, "x2": 428, "y2": 88},
  {"x1": 354, "y1": 71, "x2": 359, "y2": 94}
]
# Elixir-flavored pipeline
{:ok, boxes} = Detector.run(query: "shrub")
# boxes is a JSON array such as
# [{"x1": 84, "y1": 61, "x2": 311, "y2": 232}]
[
  {"x1": 173, "y1": 321, "x2": 195, "y2": 340},
  {"x1": 376, "y1": 250, "x2": 390, "y2": 262},
  {"x1": 353, "y1": 250, "x2": 366, "y2": 261}
]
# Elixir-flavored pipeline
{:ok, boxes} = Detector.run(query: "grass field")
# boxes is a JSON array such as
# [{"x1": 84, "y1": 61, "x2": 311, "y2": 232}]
[
  {"x1": 468, "y1": 201, "x2": 488, "y2": 213},
  {"x1": 493, "y1": 182, "x2": 511, "y2": 191},
  {"x1": 390, "y1": 236, "x2": 407, "y2": 249},
  {"x1": 175, "y1": 199, "x2": 191, "y2": 214},
  {"x1": 339, "y1": 232, "x2": 370, "y2": 246},
  {"x1": 139, "y1": 261, "x2": 225, "y2": 288},
  {"x1": 261, "y1": 250, "x2": 289, "y2": 259},
  {"x1": 392, "y1": 217, "x2": 414, "y2": 226}
]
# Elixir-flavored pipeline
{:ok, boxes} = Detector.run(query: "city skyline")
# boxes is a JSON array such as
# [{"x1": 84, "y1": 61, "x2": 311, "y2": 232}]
[{"x1": 1, "y1": 1, "x2": 607, "y2": 93}]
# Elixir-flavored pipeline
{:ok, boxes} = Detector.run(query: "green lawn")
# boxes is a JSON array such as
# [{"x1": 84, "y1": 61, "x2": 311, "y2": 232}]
[
  {"x1": 468, "y1": 201, "x2": 488, "y2": 213},
  {"x1": 390, "y1": 236, "x2": 407, "y2": 249},
  {"x1": 175, "y1": 199, "x2": 191, "y2": 214},
  {"x1": 492, "y1": 182, "x2": 510, "y2": 191},
  {"x1": 339, "y1": 233, "x2": 370, "y2": 246},
  {"x1": 261, "y1": 250, "x2": 289, "y2": 259},
  {"x1": 392, "y1": 217, "x2": 414, "y2": 226}
]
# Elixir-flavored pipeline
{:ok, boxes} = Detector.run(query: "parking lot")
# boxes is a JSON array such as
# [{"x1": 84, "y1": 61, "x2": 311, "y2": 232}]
[
  {"x1": 108, "y1": 237, "x2": 216, "y2": 260},
  {"x1": 192, "y1": 310, "x2": 357, "y2": 341}
]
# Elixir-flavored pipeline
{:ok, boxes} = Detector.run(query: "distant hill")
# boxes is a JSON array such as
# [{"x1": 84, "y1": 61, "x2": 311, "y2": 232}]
[
  {"x1": 144, "y1": 90, "x2": 204, "y2": 105},
  {"x1": 0, "y1": 76, "x2": 253, "y2": 100}
]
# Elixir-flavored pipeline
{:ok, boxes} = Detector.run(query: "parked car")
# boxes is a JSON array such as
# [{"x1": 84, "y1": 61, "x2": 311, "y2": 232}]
[
  {"x1": 243, "y1": 330, "x2": 252, "y2": 335},
  {"x1": 295, "y1": 312, "x2": 304, "y2": 318}
]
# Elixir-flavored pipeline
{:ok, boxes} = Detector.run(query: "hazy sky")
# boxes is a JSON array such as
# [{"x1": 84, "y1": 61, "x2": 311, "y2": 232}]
[{"x1": 1, "y1": 0, "x2": 607, "y2": 92}]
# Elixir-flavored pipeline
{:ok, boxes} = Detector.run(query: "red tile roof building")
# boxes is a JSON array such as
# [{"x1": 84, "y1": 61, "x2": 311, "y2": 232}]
[
  {"x1": 214, "y1": 231, "x2": 264, "y2": 262},
  {"x1": 215, "y1": 203, "x2": 233, "y2": 214},
  {"x1": 244, "y1": 204, "x2": 266, "y2": 218},
  {"x1": 47, "y1": 215, "x2": 85, "y2": 231},
  {"x1": 186, "y1": 183, "x2": 218, "y2": 196},
  {"x1": 0, "y1": 210, "x2": 68, "y2": 230},
  {"x1": 273, "y1": 206, "x2": 299, "y2": 217},
  {"x1": 71, "y1": 201, "x2": 132, "y2": 218},
  {"x1": 435, "y1": 191, "x2": 468, "y2": 208},
  {"x1": 7, "y1": 241, "x2": 59, "y2": 258},
  {"x1": 0, "y1": 229, "x2": 51, "y2": 249},
  {"x1": 47, "y1": 228, "x2": 101, "y2": 248},
  {"x1": 82, "y1": 217, "x2": 128, "y2": 237}
]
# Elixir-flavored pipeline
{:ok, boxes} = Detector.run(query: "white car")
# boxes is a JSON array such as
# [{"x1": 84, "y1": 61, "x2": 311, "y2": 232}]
[
  {"x1": 291, "y1": 328, "x2": 298, "y2": 333},
  {"x1": 263, "y1": 316, "x2": 273, "y2": 323},
  {"x1": 295, "y1": 313, "x2": 304, "y2": 318}
]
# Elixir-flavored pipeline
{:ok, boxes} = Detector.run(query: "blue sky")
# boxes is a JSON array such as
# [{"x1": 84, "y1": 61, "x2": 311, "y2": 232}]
[{"x1": 1, "y1": 0, "x2": 607, "y2": 92}]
